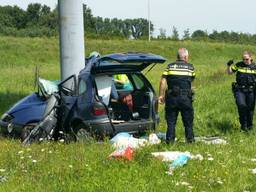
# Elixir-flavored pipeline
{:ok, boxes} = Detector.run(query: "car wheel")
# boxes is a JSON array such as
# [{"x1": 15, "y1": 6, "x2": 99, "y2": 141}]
[
  {"x1": 74, "y1": 124, "x2": 93, "y2": 143},
  {"x1": 21, "y1": 124, "x2": 36, "y2": 141}
]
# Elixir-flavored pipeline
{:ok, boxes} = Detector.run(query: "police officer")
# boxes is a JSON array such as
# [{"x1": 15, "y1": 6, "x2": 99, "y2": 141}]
[
  {"x1": 159, "y1": 48, "x2": 195, "y2": 143},
  {"x1": 227, "y1": 51, "x2": 256, "y2": 131}
]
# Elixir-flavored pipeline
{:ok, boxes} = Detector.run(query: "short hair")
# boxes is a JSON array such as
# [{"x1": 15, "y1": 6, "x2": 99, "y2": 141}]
[
  {"x1": 243, "y1": 51, "x2": 252, "y2": 57},
  {"x1": 177, "y1": 48, "x2": 189, "y2": 59}
]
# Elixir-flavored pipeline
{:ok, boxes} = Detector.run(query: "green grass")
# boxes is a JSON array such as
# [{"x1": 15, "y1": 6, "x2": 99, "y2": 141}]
[{"x1": 1, "y1": 37, "x2": 256, "y2": 191}]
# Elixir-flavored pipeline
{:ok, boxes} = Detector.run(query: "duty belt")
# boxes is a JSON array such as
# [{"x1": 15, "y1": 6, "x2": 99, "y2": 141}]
[
  {"x1": 167, "y1": 87, "x2": 192, "y2": 96},
  {"x1": 232, "y1": 82, "x2": 255, "y2": 92}
]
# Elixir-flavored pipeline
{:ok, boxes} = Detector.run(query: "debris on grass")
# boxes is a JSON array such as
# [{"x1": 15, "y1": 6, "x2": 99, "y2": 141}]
[
  {"x1": 176, "y1": 181, "x2": 193, "y2": 189},
  {"x1": 151, "y1": 151, "x2": 191, "y2": 162},
  {"x1": 152, "y1": 151, "x2": 205, "y2": 176},
  {"x1": 195, "y1": 136, "x2": 227, "y2": 145},
  {"x1": 110, "y1": 132, "x2": 147, "y2": 149},
  {"x1": 109, "y1": 146, "x2": 134, "y2": 161},
  {"x1": 166, "y1": 154, "x2": 190, "y2": 175},
  {"x1": 110, "y1": 132, "x2": 161, "y2": 150},
  {"x1": 249, "y1": 168, "x2": 256, "y2": 174},
  {"x1": 191, "y1": 154, "x2": 204, "y2": 161},
  {"x1": 0, "y1": 176, "x2": 8, "y2": 183},
  {"x1": 152, "y1": 152, "x2": 190, "y2": 176},
  {"x1": 180, "y1": 181, "x2": 190, "y2": 186},
  {"x1": 148, "y1": 133, "x2": 161, "y2": 144},
  {"x1": 156, "y1": 132, "x2": 166, "y2": 140}
]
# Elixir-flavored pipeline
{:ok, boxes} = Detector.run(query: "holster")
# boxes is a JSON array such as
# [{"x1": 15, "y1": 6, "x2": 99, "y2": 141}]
[
  {"x1": 167, "y1": 86, "x2": 194, "y2": 99},
  {"x1": 232, "y1": 82, "x2": 238, "y2": 93},
  {"x1": 168, "y1": 86, "x2": 180, "y2": 96}
]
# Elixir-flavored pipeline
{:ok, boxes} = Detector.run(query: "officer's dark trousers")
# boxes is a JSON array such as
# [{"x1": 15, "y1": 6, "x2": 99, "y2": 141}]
[
  {"x1": 234, "y1": 89, "x2": 255, "y2": 130},
  {"x1": 165, "y1": 92, "x2": 194, "y2": 142}
]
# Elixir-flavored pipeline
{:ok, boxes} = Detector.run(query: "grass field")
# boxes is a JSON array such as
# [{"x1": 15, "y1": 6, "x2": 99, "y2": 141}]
[{"x1": 1, "y1": 37, "x2": 256, "y2": 191}]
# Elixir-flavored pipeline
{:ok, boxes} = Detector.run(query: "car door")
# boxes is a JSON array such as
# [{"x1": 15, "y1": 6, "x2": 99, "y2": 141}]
[
  {"x1": 58, "y1": 75, "x2": 77, "y2": 131},
  {"x1": 132, "y1": 73, "x2": 159, "y2": 125}
]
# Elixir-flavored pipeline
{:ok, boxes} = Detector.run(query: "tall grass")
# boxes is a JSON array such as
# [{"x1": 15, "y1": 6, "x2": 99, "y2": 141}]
[{"x1": 1, "y1": 37, "x2": 256, "y2": 191}]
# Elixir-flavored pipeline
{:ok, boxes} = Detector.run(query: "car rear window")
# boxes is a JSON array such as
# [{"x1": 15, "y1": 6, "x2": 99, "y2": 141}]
[{"x1": 78, "y1": 79, "x2": 87, "y2": 95}]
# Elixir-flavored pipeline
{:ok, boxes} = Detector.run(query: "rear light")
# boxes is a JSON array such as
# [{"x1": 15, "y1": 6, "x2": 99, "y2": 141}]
[{"x1": 92, "y1": 103, "x2": 107, "y2": 116}]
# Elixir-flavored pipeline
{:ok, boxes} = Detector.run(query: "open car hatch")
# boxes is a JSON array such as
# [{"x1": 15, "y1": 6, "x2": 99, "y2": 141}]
[{"x1": 93, "y1": 52, "x2": 166, "y2": 72}]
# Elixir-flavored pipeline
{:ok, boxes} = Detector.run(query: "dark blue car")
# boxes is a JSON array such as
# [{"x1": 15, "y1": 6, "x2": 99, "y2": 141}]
[
  {"x1": 0, "y1": 52, "x2": 166, "y2": 141},
  {"x1": 0, "y1": 78, "x2": 59, "y2": 140}
]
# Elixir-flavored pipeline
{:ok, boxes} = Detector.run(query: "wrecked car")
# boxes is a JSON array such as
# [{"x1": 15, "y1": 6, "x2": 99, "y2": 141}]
[
  {"x1": 0, "y1": 78, "x2": 59, "y2": 140},
  {"x1": 0, "y1": 52, "x2": 166, "y2": 142}
]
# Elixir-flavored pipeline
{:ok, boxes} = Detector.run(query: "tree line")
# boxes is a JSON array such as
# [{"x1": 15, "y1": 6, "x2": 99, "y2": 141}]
[
  {"x1": 0, "y1": 4, "x2": 58, "y2": 37},
  {"x1": 1, "y1": 3, "x2": 256, "y2": 45},
  {"x1": 0, "y1": 3, "x2": 152, "y2": 39},
  {"x1": 158, "y1": 27, "x2": 256, "y2": 45}
]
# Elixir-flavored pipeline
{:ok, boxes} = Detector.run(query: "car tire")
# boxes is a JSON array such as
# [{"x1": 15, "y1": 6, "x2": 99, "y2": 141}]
[
  {"x1": 21, "y1": 124, "x2": 36, "y2": 141},
  {"x1": 73, "y1": 124, "x2": 93, "y2": 143}
]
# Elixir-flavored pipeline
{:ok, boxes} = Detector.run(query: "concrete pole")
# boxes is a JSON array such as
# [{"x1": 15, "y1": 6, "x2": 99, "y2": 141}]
[{"x1": 58, "y1": 0, "x2": 85, "y2": 81}]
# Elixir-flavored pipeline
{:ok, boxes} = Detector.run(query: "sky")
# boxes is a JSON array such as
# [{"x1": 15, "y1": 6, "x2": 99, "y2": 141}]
[{"x1": 1, "y1": 0, "x2": 256, "y2": 37}]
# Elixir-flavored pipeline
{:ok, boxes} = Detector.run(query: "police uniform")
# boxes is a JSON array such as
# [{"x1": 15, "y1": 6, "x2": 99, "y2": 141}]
[
  {"x1": 162, "y1": 60, "x2": 196, "y2": 142},
  {"x1": 231, "y1": 61, "x2": 256, "y2": 131}
]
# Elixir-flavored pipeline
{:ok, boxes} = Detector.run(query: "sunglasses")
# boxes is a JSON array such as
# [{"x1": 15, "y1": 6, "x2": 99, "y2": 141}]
[{"x1": 243, "y1": 58, "x2": 250, "y2": 61}]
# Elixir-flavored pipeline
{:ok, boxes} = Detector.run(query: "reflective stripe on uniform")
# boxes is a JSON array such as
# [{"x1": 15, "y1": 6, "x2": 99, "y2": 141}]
[
  {"x1": 162, "y1": 69, "x2": 195, "y2": 76},
  {"x1": 232, "y1": 64, "x2": 256, "y2": 74},
  {"x1": 231, "y1": 64, "x2": 238, "y2": 71},
  {"x1": 237, "y1": 68, "x2": 256, "y2": 74}
]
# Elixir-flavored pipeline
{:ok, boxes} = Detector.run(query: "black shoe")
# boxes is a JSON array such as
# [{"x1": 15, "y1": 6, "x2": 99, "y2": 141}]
[
  {"x1": 247, "y1": 126, "x2": 253, "y2": 130},
  {"x1": 186, "y1": 138, "x2": 195, "y2": 143},
  {"x1": 241, "y1": 127, "x2": 249, "y2": 132},
  {"x1": 166, "y1": 139, "x2": 175, "y2": 145}
]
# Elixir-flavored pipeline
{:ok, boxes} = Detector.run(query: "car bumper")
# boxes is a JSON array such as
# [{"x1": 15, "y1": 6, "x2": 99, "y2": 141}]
[
  {"x1": 114, "y1": 119, "x2": 156, "y2": 133},
  {"x1": 83, "y1": 118, "x2": 114, "y2": 135}
]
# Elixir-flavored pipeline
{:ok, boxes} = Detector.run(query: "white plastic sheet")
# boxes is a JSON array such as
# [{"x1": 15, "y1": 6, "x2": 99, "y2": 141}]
[
  {"x1": 110, "y1": 132, "x2": 148, "y2": 149},
  {"x1": 148, "y1": 133, "x2": 161, "y2": 144},
  {"x1": 110, "y1": 132, "x2": 161, "y2": 149},
  {"x1": 151, "y1": 151, "x2": 191, "y2": 162}
]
